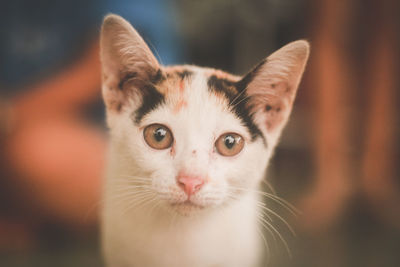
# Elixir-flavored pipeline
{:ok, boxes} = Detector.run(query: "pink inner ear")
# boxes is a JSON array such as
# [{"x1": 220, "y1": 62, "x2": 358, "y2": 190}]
[
  {"x1": 263, "y1": 101, "x2": 286, "y2": 131},
  {"x1": 250, "y1": 81, "x2": 292, "y2": 131}
]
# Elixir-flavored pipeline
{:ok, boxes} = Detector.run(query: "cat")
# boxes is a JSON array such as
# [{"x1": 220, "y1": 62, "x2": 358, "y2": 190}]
[{"x1": 100, "y1": 14, "x2": 309, "y2": 267}]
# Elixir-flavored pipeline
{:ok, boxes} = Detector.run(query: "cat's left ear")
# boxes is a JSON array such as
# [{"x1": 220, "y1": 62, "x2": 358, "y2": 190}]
[
  {"x1": 241, "y1": 40, "x2": 310, "y2": 138},
  {"x1": 100, "y1": 14, "x2": 160, "y2": 113}
]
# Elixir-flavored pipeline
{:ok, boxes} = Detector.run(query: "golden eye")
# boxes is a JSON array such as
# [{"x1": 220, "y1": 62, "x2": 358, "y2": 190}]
[
  {"x1": 143, "y1": 124, "x2": 173, "y2": 150},
  {"x1": 215, "y1": 133, "x2": 244, "y2": 157}
]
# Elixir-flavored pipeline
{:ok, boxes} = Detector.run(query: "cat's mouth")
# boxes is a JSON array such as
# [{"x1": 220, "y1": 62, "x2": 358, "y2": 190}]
[
  {"x1": 170, "y1": 200, "x2": 205, "y2": 215},
  {"x1": 171, "y1": 200, "x2": 204, "y2": 209}
]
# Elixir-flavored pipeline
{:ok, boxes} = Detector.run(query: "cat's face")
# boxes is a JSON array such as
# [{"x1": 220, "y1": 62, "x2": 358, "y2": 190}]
[
  {"x1": 100, "y1": 15, "x2": 309, "y2": 216},
  {"x1": 112, "y1": 66, "x2": 271, "y2": 214}
]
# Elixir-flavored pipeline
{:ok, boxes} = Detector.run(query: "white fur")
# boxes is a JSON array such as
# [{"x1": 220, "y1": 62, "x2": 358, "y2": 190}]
[{"x1": 102, "y1": 69, "x2": 271, "y2": 267}]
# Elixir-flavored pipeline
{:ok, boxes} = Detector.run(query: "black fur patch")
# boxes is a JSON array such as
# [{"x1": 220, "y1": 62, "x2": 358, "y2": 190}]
[
  {"x1": 207, "y1": 75, "x2": 237, "y2": 99},
  {"x1": 176, "y1": 70, "x2": 193, "y2": 79},
  {"x1": 134, "y1": 83, "x2": 165, "y2": 124},
  {"x1": 133, "y1": 69, "x2": 166, "y2": 124},
  {"x1": 150, "y1": 69, "x2": 165, "y2": 84},
  {"x1": 207, "y1": 71, "x2": 266, "y2": 144},
  {"x1": 231, "y1": 94, "x2": 265, "y2": 144}
]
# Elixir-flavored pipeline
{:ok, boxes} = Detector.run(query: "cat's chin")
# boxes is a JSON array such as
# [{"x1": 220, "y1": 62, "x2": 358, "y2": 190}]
[{"x1": 169, "y1": 201, "x2": 207, "y2": 216}]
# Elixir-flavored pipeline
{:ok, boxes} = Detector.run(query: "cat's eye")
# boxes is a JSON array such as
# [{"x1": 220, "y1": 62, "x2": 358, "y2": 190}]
[
  {"x1": 215, "y1": 133, "x2": 244, "y2": 157},
  {"x1": 143, "y1": 124, "x2": 173, "y2": 150}
]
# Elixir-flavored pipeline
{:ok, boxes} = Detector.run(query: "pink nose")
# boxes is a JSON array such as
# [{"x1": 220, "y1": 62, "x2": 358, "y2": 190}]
[{"x1": 177, "y1": 175, "x2": 205, "y2": 197}]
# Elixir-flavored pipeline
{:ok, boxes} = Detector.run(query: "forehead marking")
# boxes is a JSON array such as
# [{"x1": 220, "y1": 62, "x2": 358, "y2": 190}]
[
  {"x1": 133, "y1": 68, "x2": 194, "y2": 123},
  {"x1": 207, "y1": 74, "x2": 266, "y2": 144},
  {"x1": 170, "y1": 145, "x2": 176, "y2": 157},
  {"x1": 133, "y1": 69, "x2": 166, "y2": 124},
  {"x1": 179, "y1": 79, "x2": 185, "y2": 92},
  {"x1": 173, "y1": 98, "x2": 188, "y2": 114},
  {"x1": 172, "y1": 70, "x2": 192, "y2": 113}
]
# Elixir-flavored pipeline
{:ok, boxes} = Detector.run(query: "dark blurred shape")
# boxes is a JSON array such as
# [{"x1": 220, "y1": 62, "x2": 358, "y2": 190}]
[
  {"x1": 176, "y1": 0, "x2": 307, "y2": 74},
  {"x1": 0, "y1": 0, "x2": 102, "y2": 92},
  {"x1": 360, "y1": 0, "x2": 400, "y2": 227}
]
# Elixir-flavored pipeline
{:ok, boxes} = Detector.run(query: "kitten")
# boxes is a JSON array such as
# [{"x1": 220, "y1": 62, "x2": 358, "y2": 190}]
[{"x1": 100, "y1": 14, "x2": 309, "y2": 267}]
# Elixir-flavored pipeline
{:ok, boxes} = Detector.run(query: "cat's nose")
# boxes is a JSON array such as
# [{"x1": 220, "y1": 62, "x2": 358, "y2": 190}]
[{"x1": 177, "y1": 175, "x2": 205, "y2": 197}]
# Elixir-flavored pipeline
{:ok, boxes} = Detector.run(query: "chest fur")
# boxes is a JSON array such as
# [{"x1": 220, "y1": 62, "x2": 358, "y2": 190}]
[{"x1": 102, "y1": 185, "x2": 262, "y2": 267}]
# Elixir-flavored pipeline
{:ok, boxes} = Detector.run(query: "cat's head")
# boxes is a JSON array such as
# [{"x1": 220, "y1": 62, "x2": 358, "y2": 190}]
[{"x1": 100, "y1": 15, "x2": 309, "y2": 216}]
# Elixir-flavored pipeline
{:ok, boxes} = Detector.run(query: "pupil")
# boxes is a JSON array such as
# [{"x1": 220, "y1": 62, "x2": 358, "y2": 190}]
[
  {"x1": 224, "y1": 135, "x2": 235, "y2": 149},
  {"x1": 154, "y1": 128, "x2": 166, "y2": 142}
]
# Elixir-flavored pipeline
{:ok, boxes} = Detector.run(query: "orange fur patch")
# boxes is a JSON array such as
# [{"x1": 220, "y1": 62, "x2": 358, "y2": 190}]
[
  {"x1": 173, "y1": 98, "x2": 187, "y2": 113},
  {"x1": 179, "y1": 80, "x2": 185, "y2": 92},
  {"x1": 170, "y1": 145, "x2": 176, "y2": 157}
]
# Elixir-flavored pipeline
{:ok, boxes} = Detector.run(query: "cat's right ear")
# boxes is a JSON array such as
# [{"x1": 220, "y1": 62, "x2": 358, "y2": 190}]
[
  {"x1": 239, "y1": 40, "x2": 309, "y2": 140},
  {"x1": 100, "y1": 14, "x2": 160, "y2": 113}
]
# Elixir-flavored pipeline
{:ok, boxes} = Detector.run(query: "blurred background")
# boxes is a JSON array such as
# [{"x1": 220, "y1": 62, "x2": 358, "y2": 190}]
[{"x1": 0, "y1": 0, "x2": 399, "y2": 266}]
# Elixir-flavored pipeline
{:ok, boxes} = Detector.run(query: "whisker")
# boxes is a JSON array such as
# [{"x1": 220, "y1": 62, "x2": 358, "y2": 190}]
[
  {"x1": 115, "y1": 175, "x2": 152, "y2": 183},
  {"x1": 225, "y1": 192, "x2": 274, "y2": 222},
  {"x1": 229, "y1": 185, "x2": 300, "y2": 216},
  {"x1": 253, "y1": 201, "x2": 274, "y2": 222},
  {"x1": 229, "y1": 95, "x2": 251, "y2": 109},
  {"x1": 110, "y1": 193, "x2": 154, "y2": 212},
  {"x1": 261, "y1": 179, "x2": 277, "y2": 195},
  {"x1": 120, "y1": 193, "x2": 155, "y2": 216},
  {"x1": 113, "y1": 183, "x2": 151, "y2": 188},
  {"x1": 256, "y1": 201, "x2": 296, "y2": 236},
  {"x1": 107, "y1": 188, "x2": 153, "y2": 203},
  {"x1": 227, "y1": 186, "x2": 294, "y2": 257},
  {"x1": 118, "y1": 174, "x2": 151, "y2": 180},
  {"x1": 229, "y1": 87, "x2": 248, "y2": 106},
  {"x1": 112, "y1": 185, "x2": 151, "y2": 192},
  {"x1": 256, "y1": 226, "x2": 270, "y2": 263},
  {"x1": 109, "y1": 188, "x2": 152, "y2": 201},
  {"x1": 256, "y1": 212, "x2": 277, "y2": 243},
  {"x1": 257, "y1": 212, "x2": 292, "y2": 258}
]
